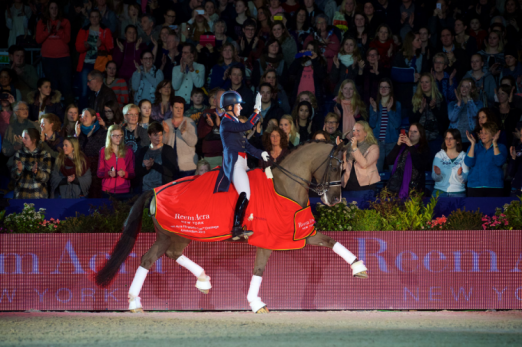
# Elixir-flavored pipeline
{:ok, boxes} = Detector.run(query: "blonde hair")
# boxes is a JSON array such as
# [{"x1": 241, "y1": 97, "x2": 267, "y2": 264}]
[
  {"x1": 196, "y1": 159, "x2": 211, "y2": 174},
  {"x1": 280, "y1": 114, "x2": 298, "y2": 145},
  {"x1": 456, "y1": 78, "x2": 479, "y2": 101},
  {"x1": 104, "y1": 125, "x2": 127, "y2": 160},
  {"x1": 412, "y1": 73, "x2": 442, "y2": 112},
  {"x1": 296, "y1": 91, "x2": 318, "y2": 109},
  {"x1": 337, "y1": 79, "x2": 367, "y2": 119},
  {"x1": 55, "y1": 137, "x2": 88, "y2": 178},
  {"x1": 339, "y1": 36, "x2": 362, "y2": 62},
  {"x1": 340, "y1": 0, "x2": 357, "y2": 16},
  {"x1": 325, "y1": 112, "x2": 339, "y2": 123},
  {"x1": 123, "y1": 103, "x2": 140, "y2": 117},
  {"x1": 484, "y1": 31, "x2": 504, "y2": 53},
  {"x1": 355, "y1": 120, "x2": 377, "y2": 145}
]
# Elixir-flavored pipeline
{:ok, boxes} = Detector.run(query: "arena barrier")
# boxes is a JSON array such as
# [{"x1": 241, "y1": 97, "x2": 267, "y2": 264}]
[{"x1": 1, "y1": 231, "x2": 521, "y2": 311}]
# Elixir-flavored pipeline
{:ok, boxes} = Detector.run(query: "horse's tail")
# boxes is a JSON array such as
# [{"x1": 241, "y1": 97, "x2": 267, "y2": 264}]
[{"x1": 95, "y1": 190, "x2": 154, "y2": 288}]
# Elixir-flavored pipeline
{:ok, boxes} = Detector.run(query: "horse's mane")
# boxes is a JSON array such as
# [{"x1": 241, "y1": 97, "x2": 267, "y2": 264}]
[{"x1": 274, "y1": 140, "x2": 334, "y2": 168}]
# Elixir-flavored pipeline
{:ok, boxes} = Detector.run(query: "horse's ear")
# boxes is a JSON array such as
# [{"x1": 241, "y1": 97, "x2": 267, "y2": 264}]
[{"x1": 334, "y1": 140, "x2": 347, "y2": 155}]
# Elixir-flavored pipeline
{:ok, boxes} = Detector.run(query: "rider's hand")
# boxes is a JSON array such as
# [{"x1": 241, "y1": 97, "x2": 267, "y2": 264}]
[{"x1": 261, "y1": 151, "x2": 270, "y2": 162}]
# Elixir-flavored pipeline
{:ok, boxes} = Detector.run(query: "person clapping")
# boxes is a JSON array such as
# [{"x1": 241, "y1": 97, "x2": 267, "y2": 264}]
[{"x1": 432, "y1": 129, "x2": 468, "y2": 197}]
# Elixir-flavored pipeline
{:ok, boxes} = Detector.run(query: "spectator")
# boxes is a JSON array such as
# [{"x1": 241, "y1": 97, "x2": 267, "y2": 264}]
[
  {"x1": 61, "y1": 104, "x2": 80, "y2": 138},
  {"x1": 198, "y1": 88, "x2": 225, "y2": 169},
  {"x1": 50, "y1": 137, "x2": 92, "y2": 199},
  {"x1": 155, "y1": 31, "x2": 181, "y2": 82},
  {"x1": 101, "y1": 100, "x2": 124, "y2": 129},
  {"x1": 454, "y1": 18, "x2": 478, "y2": 57},
  {"x1": 87, "y1": 69, "x2": 118, "y2": 119},
  {"x1": 386, "y1": 123, "x2": 431, "y2": 198},
  {"x1": 139, "y1": 99, "x2": 153, "y2": 129},
  {"x1": 212, "y1": 19, "x2": 236, "y2": 48},
  {"x1": 463, "y1": 54, "x2": 497, "y2": 107},
  {"x1": 204, "y1": 1, "x2": 220, "y2": 23},
  {"x1": 369, "y1": 78, "x2": 402, "y2": 172},
  {"x1": 432, "y1": 129, "x2": 468, "y2": 198},
  {"x1": 295, "y1": 91, "x2": 321, "y2": 128},
  {"x1": 207, "y1": 43, "x2": 241, "y2": 90},
  {"x1": 87, "y1": 0, "x2": 118, "y2": 35},
  {"x1": 77, "y1": 107, "x2": 108, "y2": 198},
  {"x1": 104, "y1": 61, "x2": 129, "y2": 108},
  {"x1": 290, "y1": 40, "x2": 327, "y2": 104},
  {"x1": 271, "y1": 20, "x2": 298, "y2": 69},
  {"x1": 492, "y1": 85, "x2": 520, "y2": 147},
  {"x1": 172, "y1": 44, "x2": 205, "y2": 103},
  {"x1": 356, "y1": 47, "x2": 390, "y2": 105},
  {"x1": 195, "y1": 159, "x2": 211, "y2": 175},
  {"x1": 180, "y1": 0, "x2": 204, "y2": 24},
  {"x1": 500, "y1": 46, "x2": 522, "y2": 84},
  {"x1": 132, "y1": 50, "x2": 164, "y2": 104},
  {"x1": 0, "y1": 69, "x2": 22, "y2": 102},
  {"x1": 323, "y1": 112, "x2": 342, "y2": 143},
  {"x1": 154, "y1": 8, "x2": 178, "y2": 33},
  {"x1": 498, "y1": 76, "x2": 522, "y2": 110},
  {"x1": 11, "y1": 128, "x2": 52, "y2": 199},
  {"x1": 151, "y1": 81, "x2": 175, "y2": 122},
  {"x1": 330, "y1": 36, "x2": 359, "y2": 95},
  {"x1": 2, "y1": 102, "x2": 38, "y2": 165},
  {"x1": 431, "y1": 53, "x2": 457, "y2": 104},
  {"x1": 113, "y1": 25, "x2": 148, "y2": 83},
  {"x1": 411, "y1": 73, "x2": 448, "y2": 160},
  {"x1": 139, "y1": 13, "x2": 159, "y2": 46},
  {"x1": 118, "y1": 3, "x2": 143, "y2": 39},
  {"x1": 28, "y1": 78, "x2": 64, "y2": 122},
  {"x1": 184, "y1": 7, "x2": 213, "y2": 43},
  {"x1": 228, "y1": 66, "x2": 254, "y2": 117},
  {"x1": 75, "y1": 9, "x2": 114, "y2": 111},
  {"x1": 398, "y1": 0, "x2": 424, "y2": 40},
  {"x1": 347, "y1": 13, "x2": 370, "y2": 57},
  {"x1": 469, "y1": 17, "x2": 487, "y2": 51},
  {"x1": 237, "y1": 19, "x2": 264, "y2": 64},
  {"x1": 418, "y1": 27, "x2": 434, "y2": 63},
  {"x1": 256, "y1": 7, "x2": 273, "y2": 40},
  {"x1": 36, "y1": 1, "x2": 73, "y2": 105},
  {"x1": 135, "y1": 122, "x2": 179, "y2": 191},
  {"x1": 464, "y1": 121, "x2": 507, "y2": 197},
  {"x1": 184, "y1": 88, "x2": 208, "y2": 125},
  {"x1": 251, "y1": 38, "x2": 288, "y2": 89},
  {"x1": 279, "y1": 114, "x2": 300, "y2": 147},
  {"x1": 477, "y1": 31, "x2": 504, "y2": 78},
  {"x1": 369, "y1": 23, "x2": 395, "y2": 68},
  {"x1": 39, "y1": 113, "x2": 63, "y2": 162},
  {"x1": 0, "y1": 93, "x2": 15, "y2": 139},
  {"x1": 122, "y1": 104, "x2": 150, "y2": 153},
  {"x1": 163, "y1": 96, "x2": 198, "y2": 178},
  {"x1": 258, "y1": 83, "x2": 285, "y2": 130},
  {"x1": 97, "y1": 124, "x2": 135, "y2": 198},
  {"x1": 333, "y1": 79, "x2": 367, "y2": 139},
  {"x1": 427, "y1": 0, "x2": 455, "y2": 46},
  {"x1": 448, "y1": 78, "x2": 484, "y2": 150},
  {"x1": 7, "y1": 46, "x2": 38, "y2": 102},
  {"x1": 341, "y1": 120, "x2": 380, "y2": 199},
  {"x1": 6, "y1": 0, "x2": 31, "y2": 48},
  {"x1": 259, "y1": 69, "x2": 291, "y2": 114},
  {"x1": 311, "y1": 129, "x2": 329, "y2": 141},
  {"x1": 268, "y1": 0, "x2": 284, "y2": 16},
  {"x1": 508, "y1": 123, "x2": 522, "y2": 196},
  {"x1": 258, "y1": 127, "x2": 289, "y2": 169},
  {"x1": 292, "y1": 100, "x2": 313, "y2": 144}
]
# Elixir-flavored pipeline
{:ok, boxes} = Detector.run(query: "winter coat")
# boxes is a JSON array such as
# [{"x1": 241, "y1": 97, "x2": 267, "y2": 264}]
[
  {"x1": 462, "y1": 70, "x2": 497, "y2": 107},
  {"x1": 97, "y1": 146, "x2": 135, "y2": 194},
  {"x1": 11, "y1": 143, "x2": 52, "y2": 199},
  {"x1": 75, "y1": 24, "x2": 114, "y2": 72},
  {"x1": 369, "y1": 102, "x2": 402, "y2": 144},
  {"x1": 27, "y1": 90, "x2": 64, "y2": 122}
]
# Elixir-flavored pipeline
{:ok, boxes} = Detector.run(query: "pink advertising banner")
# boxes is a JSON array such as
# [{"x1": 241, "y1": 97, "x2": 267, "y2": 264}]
[{"x1": 1, "y1": 231, "x2": 521, "y2": 311}]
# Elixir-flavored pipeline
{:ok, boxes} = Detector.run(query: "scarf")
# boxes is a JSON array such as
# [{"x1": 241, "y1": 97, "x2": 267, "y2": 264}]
[
  {"x1": 391, "y1": 144, "x2": 419, "y2": 199},
  {"x1": 81, "y1": 119, "x2": 100, "y2": 136},
  {"x1": 341, "y1": 99, "x2": 355, "y2": 137},
  {"x1": 60, "y1": 156, "x2": 88, "y2": 177},
  {"x1": 347, "y1": 140, "x2": 371, "y2": 162},
  {"x1": 136, "y1": 66, "x2": 158, "y2": 103},
  {"x1": 338, "y1": 53, "x2": 354, "y2": 67},
  {"x1": 0, "y1": 110, "x2": 11, "y2": 138}
]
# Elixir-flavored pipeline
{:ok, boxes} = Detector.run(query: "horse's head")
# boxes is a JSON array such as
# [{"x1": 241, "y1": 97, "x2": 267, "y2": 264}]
[{"x1": 311, "y1": 141, "x2": 346, "y2": 206}]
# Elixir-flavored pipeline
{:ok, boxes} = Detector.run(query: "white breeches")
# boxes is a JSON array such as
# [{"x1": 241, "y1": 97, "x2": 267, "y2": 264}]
[{"x1": 232, "y1": 155, "x2": 250, "y2": 199}]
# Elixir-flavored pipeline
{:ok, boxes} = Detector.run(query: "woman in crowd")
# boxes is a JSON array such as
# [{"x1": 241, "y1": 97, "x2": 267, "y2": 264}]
[
  {"x1": 303, "y1": 14, "x2": 340, "y2": 73},
  {"x1": 0, "y1": 69, "x2": 22, "y2": 102},
  {"x1": 330, "y1": 36, "x2": 361, "y2": 94},
  {"x1": 97, "y1": 124, "x2": 135, "y2": 199},
  {"x1": 131, "y1": 50, "x2": 164, "y2": 105},
  {"x1": 289, "y1": 41, "x2": 326, "y2": 107},
  {"x1": 77, "y1": 107, "x2": 108, "y2": 198},
  {"x1": 135, "y1": 122, "x2": 179, "y2": 191},
  {"x1": 259, "y1": 69, "x2": 291, "y2": 113},
  {"x1": 311, "y1": 130, "x2": 330, "y2": 141},
  {"x1": 0, "y1": 93, "x2": 15, "y2": 139},
  {"x1": 386, "y1": 123, "x2": 431, "y2": 198},
  {"x1": 28, "y1": 78, "x2": 63, "y2": 122},
  {"x1": 257, "y1": 7, "x2": 273, "y2": 40},
  {"x1": 342, "y1": 120, "x2": 380, "y2": 199},
  {"x1": 500, "y1": 47, "x2": 522, "y2": 83},
  {"x1": 292, "y1": 100, "x2": 313, "y2": 144},
  {"x1": 462, "y1": 54, "x2": 496, "y2": 107},
  {"x1": 139, "y1": 99, "x2": 153, "y2": 129},
  {"x1": 151, "y1": 81, "x2": 175, "y2": 122},
  {"x1": 347, "y1": 13, "x2": 369, "y2": 57},
  {"x1": 448, "y1": 78, "x2": 483, "y2": 151},
  {"x1": 453, "y1": 18, "x2": 478, "y2": 56},
  {"x1": 101, "y1": 100, "x2": 124, "y2": 129},
  {"x1": 509, "y1": 123, "x2": 522, "y2": 196},
  {"x1": 323, "y1": 112, "x2": 342, "y2": 144},
  {"x1": 288, "y1": 8, "x2": 312, "y2": 50},
  {"x1": 333, "y1": 79, "x2": 367, "y2": 139},
  {"x1": 184, "y1": 7, "x2": 213, "y2": 44},
  {"x1": 61, "y1": 104, "x2": 80, "y2": 138},
  {"x1": 295, "y1": 91, "x2": 322, "y2": 129},
  {"x1": 431, "y1": 53, "x2": 457, "y2": 104},
  {"x1": 271, "y1": 21, "x2": 298, "y2": 69},
  {"x1": 122, "y1": 104, "x2": 150, "y2": 153},
  {"x1": 35, "y1": 1, "x2": 72, "y2": 104},
  {"x1": 104, "y1": 61, "x2": 129, "y2": 108},
  {"x1": 279, "y1": 114, "x2": 300, "y2": 147},
  {"x1": 6, "y1": 0, "x2": 31, "y2": 47},
  {"x1": 39, "y1": 113, "x2": 63, "y2": 162},
  {"x1": 411, "y1": 73, "x2": 448, "y2": 161},
  {"x1": 75, "y1": 9, "x2": 114, "y2": 110},
  {"x1": 369, "y1": 24, "x2": 395, "y2": 68},
  {"x1": 492, "y1": 85, "x2": 520, "y2": 147},
  {"x1": 237, "y1": 19, "x2": 264, "y2": 64},
  {"x1": 118, "y1": 3, "x2": 142, "y2": 40},
  {"x1": 355, "y1": 47, "x2": 390, "y2": 105},
  {"x1": 258, "y1": 127, "x2": 289, "y2": 169},
  {"x1": 2, "y1": 102, "x2": 38, "y2": 164},
  {"x1": 477, "y1": 31, "x2": 505, "y2": 78},
  {"x1": 113, "y1": 25, "x2": 148, "y2": 83},
  {"x1": 50, "y1": 137, "x2": 91, "y2": 199},
  {"x1": 369, "y1": 78, "x2": 402, "y2": 172},
  {"x1": 432, "y1": 129, "x2": 468, "y2": 197},
  {"x1": 251, "y1": 38, "x2": 288, "y2": 90},
  {"x1": 11, "y1": 128, "x2": 52, "y2": 199},
  {"x1": 464, "y1": 122, "x2": 507, "y2": 197},
  {"x1": 228, "y1": 0, "x2": 252, "y2": 40},
  {"x1": 207, "y1": 43, "x2": 241, "y2": 90},
  {"x1": 473, "y1": 107, "x2": 499, "y2": 138}
]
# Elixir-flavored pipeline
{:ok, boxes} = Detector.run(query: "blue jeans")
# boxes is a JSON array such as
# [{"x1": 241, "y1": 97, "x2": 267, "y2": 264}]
[
  {"x1": 42, "y1": 56, "x2": 72, "y2": 104},
  {"x1": 176, "y1": 170, "x2": 196, "y2": 179},
  {"x1": 76, "y1": 63, "x2": 94, "y2": 111},
  {"x1": 432, "y1": 189, "x2": 466, "y2": 197},
  {"x1": 377, "y1": 140, "x2": 396, "y2": 172},
  {"x1": 345, "y1": 189, "x2": 376, "y2": 200}
]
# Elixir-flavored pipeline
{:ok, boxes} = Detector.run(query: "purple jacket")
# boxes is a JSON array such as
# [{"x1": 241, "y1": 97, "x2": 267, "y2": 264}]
[{"x1": 112, "y1": 40, "x2": 148, "y2": 83}]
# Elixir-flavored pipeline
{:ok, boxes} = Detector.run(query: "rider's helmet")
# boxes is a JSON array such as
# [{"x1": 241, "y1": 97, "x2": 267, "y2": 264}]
[{"x1": 220, "y1": 90, "x2": 245, "y2": 110}]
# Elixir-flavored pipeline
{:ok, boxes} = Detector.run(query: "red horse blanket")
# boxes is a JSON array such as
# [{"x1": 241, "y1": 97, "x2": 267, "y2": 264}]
[{"x1": 153, "y1": 168, "x2": 316, "y2": 250}]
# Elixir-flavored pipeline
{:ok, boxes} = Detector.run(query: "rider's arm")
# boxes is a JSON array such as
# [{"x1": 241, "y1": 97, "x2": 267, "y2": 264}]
[{"x1": 221, "y1": 113, "x2": 260, "y2": 133}]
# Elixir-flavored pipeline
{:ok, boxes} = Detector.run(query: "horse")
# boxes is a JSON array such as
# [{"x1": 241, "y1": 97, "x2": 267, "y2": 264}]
[{"x1": 94, "y1": 141, "x2": 368, "y2": 313}]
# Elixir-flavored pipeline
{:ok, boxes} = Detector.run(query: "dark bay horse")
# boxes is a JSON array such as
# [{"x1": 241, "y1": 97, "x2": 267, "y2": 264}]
[{"x1": 95, "y1": 141, "x2": 368, "y2": 313}]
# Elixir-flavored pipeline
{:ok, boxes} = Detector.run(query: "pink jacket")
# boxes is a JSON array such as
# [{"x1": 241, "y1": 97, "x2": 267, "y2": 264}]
[
  {"x1": 342, "y1": 144, "x2": 380, "y2": 188},
  {"x1": 97, "y1": 147, "x2": 135, "y2": 194}
]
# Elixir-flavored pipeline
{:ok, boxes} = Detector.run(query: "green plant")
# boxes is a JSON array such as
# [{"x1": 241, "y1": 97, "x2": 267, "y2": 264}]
[
  {"x1": 443, "y1": 208, "x2": 484, "y2": 230},
  {"x1": 3, "y1": 203, "x2": 60, "y2": 233},
  {"x1": 351, "y1": 209, "x2": 384, "y2": 231},
  {"x1": 495, "y1": 197, "x2": 522, "y2": 230},
  {"x1": 315, "y1": 198, "x2": 360, "y2": 231}
]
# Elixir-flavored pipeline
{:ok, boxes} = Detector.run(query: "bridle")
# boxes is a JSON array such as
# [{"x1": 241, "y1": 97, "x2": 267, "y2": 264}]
[{"x1": 268, "y1": 145, "x2": 343, "y2": 197}]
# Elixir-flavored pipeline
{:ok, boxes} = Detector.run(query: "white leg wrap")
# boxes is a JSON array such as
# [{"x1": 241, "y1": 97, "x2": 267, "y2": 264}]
[
  {"x1": 128, "y1": 266, "x2": 149, "y2": 299},
  {"x1": 176, "y1": 255, "x2": 204, "y2": 278},
  {"x1": 333, "y1": 242, "x2": 357, "y2": 264},
  {"x1": 247, "y1": 275, "x2": 266, "y2": 312},
  {"x1": 249, "y1": 297, "x2": 267, "y2": 313},
  {"x1": 351, "y1": 260, "x2": 368, "y2": 276},
  {"x1": 195, "y1": 275, "x2": 212, "y2": 290},
  {"x1": 128, "y1": 297, "x2": 142, "y2": 310}
]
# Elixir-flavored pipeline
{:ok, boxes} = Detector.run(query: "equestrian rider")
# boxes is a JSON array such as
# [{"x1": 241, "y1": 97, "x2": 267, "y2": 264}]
[{"x1": 213, "y1": 91, "x2": 269, "y2": 240}]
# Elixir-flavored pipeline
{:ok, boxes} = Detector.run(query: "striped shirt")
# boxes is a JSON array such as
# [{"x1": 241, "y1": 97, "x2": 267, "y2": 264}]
[
  {"x1": 105, "y1": 78, "x2": 129, "y2": 108},
  {"x1": 379, "y1": 106, "x2": 388, "y2": 140}
]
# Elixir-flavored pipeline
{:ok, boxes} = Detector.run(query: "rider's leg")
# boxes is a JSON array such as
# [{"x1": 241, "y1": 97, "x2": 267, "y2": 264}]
[
  {"x1": 231, "y1": 156, "x2": 252, "y2": 240},
  {"x1": 247, "y1": 247, "x2": 272, "y2": 313}
]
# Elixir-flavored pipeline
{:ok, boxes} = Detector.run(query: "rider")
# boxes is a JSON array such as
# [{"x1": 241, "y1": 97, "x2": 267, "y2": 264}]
[{"x1": 214, "y1": 91, "x2": 269, "y2": 240}]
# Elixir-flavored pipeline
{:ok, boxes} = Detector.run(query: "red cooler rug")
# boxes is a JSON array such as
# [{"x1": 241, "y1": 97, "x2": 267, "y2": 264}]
[{"x1": 153, "y1": 168, "x2": 316, "y2": 250}]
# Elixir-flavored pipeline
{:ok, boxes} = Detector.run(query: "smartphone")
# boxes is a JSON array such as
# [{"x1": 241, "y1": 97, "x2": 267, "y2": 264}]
[
  {"x1": 274, "y1": 15, "x2": 283, "y2": 21},
  {"x1": 400, "y1": 129, "x2": 406, "y2": 136},
  {"x1": 295, "y1": 51, "x2": 313, "y2": 59},
  {"x1": 169, "y1": 25, "x2": 178, "y2": 30},
  {"x1": 196, "y1": 9, "x2": 205, "y2": 15},
  {"x1": 436, "y1": 3, "x2": 441, "y2": 9}
]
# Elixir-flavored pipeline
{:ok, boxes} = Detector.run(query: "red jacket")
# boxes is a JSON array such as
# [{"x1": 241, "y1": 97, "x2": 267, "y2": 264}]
[
  {"x1": 36, "y1": 18, "x2": 71, "y2": 58},
  {"x1": 75, "y1": 25, "x2": 114, "y2": 72},
  {"x1": 97, "y1": 146, "x2": 135, "y2": 194}
]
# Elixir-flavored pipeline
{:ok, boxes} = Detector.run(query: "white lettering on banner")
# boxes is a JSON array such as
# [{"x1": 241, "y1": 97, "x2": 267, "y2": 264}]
[
  {"x1": 0, "y1": 253, "x2": 39, "y2": 274},
  {"x1": 81, "y1": 288, "x2": 95, "y2": 302},
  {"x1": 0, "y1": 289, "x2": 16, "y2": 303},
  {"x1": 493, "y1": 287, "x2": 507, "y2": 301},
  {"x1": 516, "y1": 287, "x2": 522, "y2": 301},
  {"x1": 105, "y1": 288, "x2": 118, "y2": 302},
  {"x1": 511, "y1": 253, "x2": 522, "y2": 272},
  {"x1": 429, "y1": 287, "x2": 442, "y2": 301},
  {"x1": 51, "y1": 240, "x2": 85, "y2": 274},
  {"x1": 404, "y1": 287, "x2": 419, "y2": 301},
  {"x1": 34, "y1": 288, "x2": 48, "y2": 302},
  {"x1": 404, "y1": 287, "x2": 473, "y2": 302},
  {"x1": 451, "y1": 287, "x2": 473, "y2": 301},
  {"x1": 56, "y1": 288, "x2": 72, "y2": 303}
]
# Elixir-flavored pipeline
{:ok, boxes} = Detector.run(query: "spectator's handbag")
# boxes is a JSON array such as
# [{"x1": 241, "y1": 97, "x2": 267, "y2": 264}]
[
  {"x1": 200, "y1": 35, "x2": 216, "y2": 47},
  {"x1": 94, "y1": 30, "x2": 112, "y2": 72}
]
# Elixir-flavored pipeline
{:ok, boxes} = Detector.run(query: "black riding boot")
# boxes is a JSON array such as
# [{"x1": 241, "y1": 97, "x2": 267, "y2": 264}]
[{"x1": 231, "y1": 192, "x2": 254, "y2": 240}]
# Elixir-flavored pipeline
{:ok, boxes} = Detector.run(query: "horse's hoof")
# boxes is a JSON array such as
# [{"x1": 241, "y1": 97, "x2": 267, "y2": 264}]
[
  {"x1": 198, "y1": 289, "x2": 209, "y2": 294},
  {"x1": 130, "y1": 308, "x2": 144, "y2": 313},
  {"x1": 354, "y1": 271, "x2": 368, "y2": 279},
  {"x1": 256, "y1": 306, "x2": 269, "y2": 314}
]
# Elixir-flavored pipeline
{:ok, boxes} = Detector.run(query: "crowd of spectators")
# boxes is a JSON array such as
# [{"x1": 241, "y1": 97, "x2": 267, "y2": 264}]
[{"x1": 1, "y1": 0, "x2": 522, "y2": 200}]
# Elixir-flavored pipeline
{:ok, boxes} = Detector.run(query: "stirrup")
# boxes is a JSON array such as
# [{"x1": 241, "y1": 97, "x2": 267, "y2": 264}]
[
  {"x1": 232, "y1": 226, "x2": 253, "y2": 240},
  {"x1": 351, "y1": 260, "x2": 368, "y2": 278}
]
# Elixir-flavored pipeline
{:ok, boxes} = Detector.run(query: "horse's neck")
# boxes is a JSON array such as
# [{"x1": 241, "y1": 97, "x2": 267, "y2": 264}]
[{"x1": 272, "y1": 143, "x2": 332, "y2": 207}]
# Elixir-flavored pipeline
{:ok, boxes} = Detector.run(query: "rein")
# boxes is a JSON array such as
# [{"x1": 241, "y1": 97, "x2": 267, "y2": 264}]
[{"x1": 268, "y1": 145, "x2": 343, "y2": 196}]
